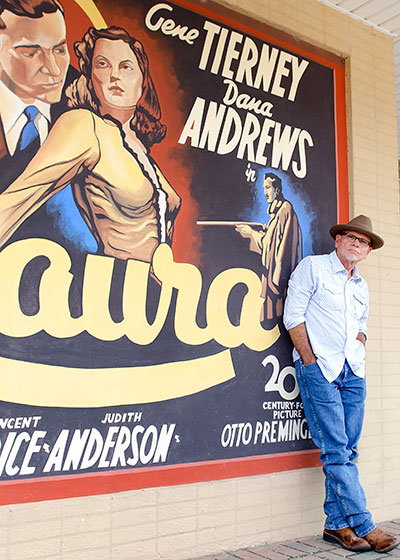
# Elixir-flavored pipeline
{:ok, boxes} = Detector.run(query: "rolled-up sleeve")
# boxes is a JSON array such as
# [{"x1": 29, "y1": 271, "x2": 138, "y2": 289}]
[{"x1": 283, "y1": 256, "x2": 315, "y2": 331}]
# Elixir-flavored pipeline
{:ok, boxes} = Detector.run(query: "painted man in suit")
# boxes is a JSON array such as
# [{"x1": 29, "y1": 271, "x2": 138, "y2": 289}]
[
  {"x1": 0, "y1": 0, "x2": 94, "y2": 253},
  {"x1": 236, "y1": 172, "x2": 302, "y2": 321},
  {"x1": 0, "y1": 0, "x2": 69, "y2": 190}
]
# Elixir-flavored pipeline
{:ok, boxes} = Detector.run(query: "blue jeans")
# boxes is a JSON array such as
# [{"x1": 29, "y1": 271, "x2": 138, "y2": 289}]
[{"x1": 295, "y1": 359, "x2": 375, "y2": 537}]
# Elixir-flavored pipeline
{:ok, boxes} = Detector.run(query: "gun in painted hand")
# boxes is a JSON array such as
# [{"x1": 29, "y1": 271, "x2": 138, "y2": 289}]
[{"x1": 197, "y1": 220, "x2": 264, "y2": 228}]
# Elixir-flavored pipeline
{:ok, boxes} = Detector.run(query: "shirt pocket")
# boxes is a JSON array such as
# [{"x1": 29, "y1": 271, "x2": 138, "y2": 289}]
[
  {"x1": 315, "y1": 282, "x2": 343, "y2": 311},
  {"x1": 353, "y1": 292, "x2": 367, "y2": 320}
]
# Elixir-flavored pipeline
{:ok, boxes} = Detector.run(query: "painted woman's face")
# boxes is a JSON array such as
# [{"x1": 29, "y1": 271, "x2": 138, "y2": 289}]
[{"x1": 91, "y1": 38, "x2": 143, "y2": 112}]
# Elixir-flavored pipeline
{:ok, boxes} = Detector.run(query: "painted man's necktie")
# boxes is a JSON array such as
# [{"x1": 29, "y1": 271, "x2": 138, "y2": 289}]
[
  {"x1": 16, "y1": 106, "x2": 40, "y2": 152},
  {"x1": 0, "y1": 106, "x2": 42, "y2": 193}
]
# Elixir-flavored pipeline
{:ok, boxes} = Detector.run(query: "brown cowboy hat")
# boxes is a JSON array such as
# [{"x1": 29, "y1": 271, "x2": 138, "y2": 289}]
[{"x1": 330, "y1": 214, "x2": 384, "y2": 249}]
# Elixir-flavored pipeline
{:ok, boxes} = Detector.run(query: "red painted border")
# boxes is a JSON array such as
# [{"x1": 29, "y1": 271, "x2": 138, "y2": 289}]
[
  {"x1": 0, "y1": 0, "x2": 346, "y2": 505},
  {"x1": 0, "y1": 450, "x2": 321, "y2": 505},
  {"x1": 334, "y1": 67, "x2": 349, "y2": 223}
]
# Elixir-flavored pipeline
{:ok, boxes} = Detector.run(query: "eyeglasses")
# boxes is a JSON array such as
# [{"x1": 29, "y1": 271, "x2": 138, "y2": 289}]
[{"x1": 341, "y1": 232, "x2": 371, "y2": 247}]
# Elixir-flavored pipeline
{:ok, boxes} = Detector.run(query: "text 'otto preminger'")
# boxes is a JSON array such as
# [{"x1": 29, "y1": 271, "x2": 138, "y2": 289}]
[{"x1": 221, "y1": 417, "x2": 311, "y2": 448}]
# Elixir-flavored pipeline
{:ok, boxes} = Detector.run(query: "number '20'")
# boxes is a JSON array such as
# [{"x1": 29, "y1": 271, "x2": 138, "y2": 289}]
[{"x1": 262, "y1": 355, "x2": 299, "y2": 400}]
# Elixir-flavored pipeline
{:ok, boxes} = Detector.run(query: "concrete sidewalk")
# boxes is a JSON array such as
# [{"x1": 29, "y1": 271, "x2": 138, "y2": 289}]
[{"x1": 192, "y1": 520, "x2": 400, "y2": 560}]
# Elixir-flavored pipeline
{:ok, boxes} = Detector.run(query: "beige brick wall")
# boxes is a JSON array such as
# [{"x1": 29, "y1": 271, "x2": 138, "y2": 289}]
[{"x1": 1, "y1": 0, "x2": 399, "y2": 558}]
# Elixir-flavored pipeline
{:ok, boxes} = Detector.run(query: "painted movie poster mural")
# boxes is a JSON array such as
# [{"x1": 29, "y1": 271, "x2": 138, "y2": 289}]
[{"x1": 0, "y1": 0, "x2": 347, "y2": 502}]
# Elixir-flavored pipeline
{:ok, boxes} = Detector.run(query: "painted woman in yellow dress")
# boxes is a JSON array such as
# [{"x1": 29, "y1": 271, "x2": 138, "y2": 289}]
[{"x1": 0, "y1": 26, "x2": 181, "y2": 262}]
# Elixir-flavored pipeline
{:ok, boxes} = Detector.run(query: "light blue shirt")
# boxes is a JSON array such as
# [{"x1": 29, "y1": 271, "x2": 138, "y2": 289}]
[{"x1": 283, "y1": 251, "x2": 369, "y2": 381}]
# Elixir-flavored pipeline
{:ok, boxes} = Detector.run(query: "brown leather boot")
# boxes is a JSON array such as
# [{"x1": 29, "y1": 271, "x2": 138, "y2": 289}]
[
  {"x1": 363, "y1": 527, "x2": 400, "y2": 553},
  {"x1": 323, "y1": 527, "x2": 371, "y2": 551}
]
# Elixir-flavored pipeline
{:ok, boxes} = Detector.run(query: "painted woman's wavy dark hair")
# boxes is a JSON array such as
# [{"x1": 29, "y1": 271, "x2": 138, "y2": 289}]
[{"x1": 66, "y1": 26, "x2": 166, "y2": 149}]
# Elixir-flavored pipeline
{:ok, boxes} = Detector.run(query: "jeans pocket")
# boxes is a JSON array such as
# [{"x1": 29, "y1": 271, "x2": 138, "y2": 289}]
[
  {"x1": 301, "y1": 360, "x2": 322, "y2": 379},
  {"x1": 302, "y1": 360, "x2": 318, "y2": 370}
]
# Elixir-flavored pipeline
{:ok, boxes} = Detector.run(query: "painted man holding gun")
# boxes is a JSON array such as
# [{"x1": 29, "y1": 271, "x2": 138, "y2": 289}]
[{"x1": 235, "y1": 172, "x2": 302, "y2": 320}]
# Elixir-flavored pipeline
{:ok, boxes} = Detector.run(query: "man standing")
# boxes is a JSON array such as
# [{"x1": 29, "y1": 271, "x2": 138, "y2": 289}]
[
  {"x1": 0, "y1": 0, "x2": 69, "y2": 190},
  {"x1": 236, "y1": 172, "x2": 302, "y2": 320},
  {"x1": 283, "y1": 215, "x2": 399, "y2": 553}
]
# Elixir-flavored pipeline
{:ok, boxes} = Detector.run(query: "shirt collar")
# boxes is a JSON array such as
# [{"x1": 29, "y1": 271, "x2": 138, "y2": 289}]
[
  {"x1": 268, "y1": 198, "x2": 283, "y2": 218},
  {"x1": 0, "y1": 80, "x2": 51, "y2": 134},
  {"x1": 330, "y1": 250, "x2": 361, "y2": 280}
]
